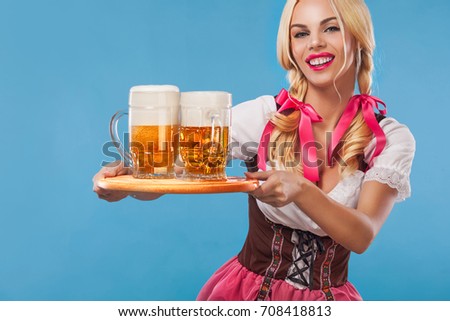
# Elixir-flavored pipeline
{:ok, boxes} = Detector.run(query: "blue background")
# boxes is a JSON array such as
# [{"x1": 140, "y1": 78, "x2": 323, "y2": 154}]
[{"x1": 0, "y1": 0, "x2": 449, "y2": 300}]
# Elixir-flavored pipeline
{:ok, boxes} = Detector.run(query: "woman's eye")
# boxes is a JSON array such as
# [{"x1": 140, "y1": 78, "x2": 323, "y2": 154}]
[
  {"x1": 325, "y1": 26, "x2": 340, "y2": 33},
  {"x1": 293, "y1": 31, "x2": 309, "y2": 38}
]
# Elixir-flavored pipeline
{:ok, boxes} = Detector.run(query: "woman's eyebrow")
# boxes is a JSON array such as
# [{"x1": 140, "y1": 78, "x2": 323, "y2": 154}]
[{"x1": 290, "y1": 16, "x2": 337, "y2": 29}]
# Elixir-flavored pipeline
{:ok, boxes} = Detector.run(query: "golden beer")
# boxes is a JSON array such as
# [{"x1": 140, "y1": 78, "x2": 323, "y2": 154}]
[
  {"x1": 130, "y1": 125, "x2": 177, "y2": 178},
  {"x1": 179, "y1": 126, "x2": 229, "y2": 180},
  {"x1": 110, "y1": 85, "x2": 180, "y2": 178}
]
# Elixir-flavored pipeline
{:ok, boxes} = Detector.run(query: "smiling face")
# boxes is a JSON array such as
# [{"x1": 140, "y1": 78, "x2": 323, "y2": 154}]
[{"x1": 289, "y1": 0, "x2": 356, "y2": 91}]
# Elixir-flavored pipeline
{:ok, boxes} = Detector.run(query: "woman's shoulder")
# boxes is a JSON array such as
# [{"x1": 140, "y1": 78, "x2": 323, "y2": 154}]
[
  {"x1": 363, "y1": 116, "x2": 416, "y2": 201},
  {"x1": 362, "y1": 116, "x2": 412, "y2": 156},
  {"x1": 379, "y1": 117, "x2": 414, "y2": 139},
  {"x1": 232, "y1": 95, "x2": 277, "y2": 113},
  {"x1": 367, "y1": 116, "x2": 415, "y2": 152},
  {"x1": 231, "y1": 95, "x2": 277, "y2": 131},
  {"x1": 364, "y1": 116, "x2": 416, "y2": 171},
  {"x1": 231, "y1": 95, "x2": 277, "y2": 153}
]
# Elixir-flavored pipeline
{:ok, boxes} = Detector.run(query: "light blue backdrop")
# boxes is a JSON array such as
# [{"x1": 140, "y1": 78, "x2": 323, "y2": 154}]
[{"x1": 0, "y1": 0, "x2": 449, "y2": 300}]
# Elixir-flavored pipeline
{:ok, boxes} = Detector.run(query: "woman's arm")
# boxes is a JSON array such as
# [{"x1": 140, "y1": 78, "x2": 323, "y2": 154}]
[
  {"x1": 295, "y1": 179, "x2": 397, "y2": 254},
  {"x1": 246, "y1": 170, "x2": 397, "y2": 254}
]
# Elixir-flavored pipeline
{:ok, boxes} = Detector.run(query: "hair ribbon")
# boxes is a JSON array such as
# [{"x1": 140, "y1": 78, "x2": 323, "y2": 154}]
[
  {"x1": 257, "y1": 88, "x2": 323, "y2": 182},
  {"x1": 329, "y1": 94, "x2": 387, "y2": 168}
]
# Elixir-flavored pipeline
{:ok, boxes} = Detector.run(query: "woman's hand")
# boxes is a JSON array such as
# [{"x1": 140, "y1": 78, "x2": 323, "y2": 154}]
[
  {"x1": 93, "y1": 161, "x2": 163, "y2": 202},
  {"x1": 245, "y1": 170, "x2": 309, "y2": 207},
  {"x1": 92, "y1": 161, "x2": 131, "y2": 202}
]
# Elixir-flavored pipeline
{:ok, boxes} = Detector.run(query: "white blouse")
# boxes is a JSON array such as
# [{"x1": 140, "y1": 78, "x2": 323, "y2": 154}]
[{"x1": 231, "y1": 95, "x2": 416, "y2": 236}]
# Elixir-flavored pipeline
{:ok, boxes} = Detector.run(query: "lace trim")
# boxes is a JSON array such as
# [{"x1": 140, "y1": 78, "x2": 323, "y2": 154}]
[
  {"x1": 363, "y1": 167, "x2": 411, "y2": 202},
  {"x1": 328, "y1": 171, "x2": 364, "y2": 205}
]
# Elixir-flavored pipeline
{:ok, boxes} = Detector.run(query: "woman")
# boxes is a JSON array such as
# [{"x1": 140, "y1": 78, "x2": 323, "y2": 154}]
[
  {"x1": 93, "y1": 0, "x2": 415, "y2": 301},
  {"x1": 196, "y1": 0, "x2": 414, "y2": 301}
]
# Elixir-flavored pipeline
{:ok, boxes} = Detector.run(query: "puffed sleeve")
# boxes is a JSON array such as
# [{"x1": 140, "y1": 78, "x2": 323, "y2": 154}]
[
  {"x1": 363, "y1": 117, "x2": 416, "y2": 202},
  {"x1": 230, "y1": 95, "x2": 277, "y2": 161}
]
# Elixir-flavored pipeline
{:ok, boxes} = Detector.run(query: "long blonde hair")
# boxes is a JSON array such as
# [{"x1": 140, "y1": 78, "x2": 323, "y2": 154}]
[{"x1": 270, "y1": 0, "x2": 375, "y2": 177}]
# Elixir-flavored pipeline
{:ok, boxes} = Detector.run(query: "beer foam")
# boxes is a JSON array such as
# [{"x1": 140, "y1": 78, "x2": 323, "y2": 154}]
[
  {"x1": 180, "y1": 91, "x2": 231, "y2": 127},
  {"x1": 128, "y1": 85, "x2": 180, "y2": 125},
  {"x1": 130, "y1": 85, "x2": 179, "y2": 93},
  {"x1": 129, "y1": 85, "x2": 180, "y2": 108},
  {"x1": 129, "y1": 106, "x2": 179, "y2": 126},
  {"x1": 180, "y1": 91, "x2": 231, "y2": 108}
]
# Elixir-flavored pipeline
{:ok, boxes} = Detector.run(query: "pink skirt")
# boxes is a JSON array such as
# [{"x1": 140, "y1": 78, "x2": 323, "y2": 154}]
[{"x1": 197, "y1": 256, "x2": 362, "y2": 301}]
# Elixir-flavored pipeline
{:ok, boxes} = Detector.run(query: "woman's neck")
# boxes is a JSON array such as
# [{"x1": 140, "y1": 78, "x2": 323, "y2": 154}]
[{"x1": 304, "y1": 85, "x2": 354, "y2": 131}]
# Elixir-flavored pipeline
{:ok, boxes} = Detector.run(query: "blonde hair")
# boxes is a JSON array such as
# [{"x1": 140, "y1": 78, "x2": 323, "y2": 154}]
[{"x1": 270, "y1": 0, "x2": 375, "y2": 177}]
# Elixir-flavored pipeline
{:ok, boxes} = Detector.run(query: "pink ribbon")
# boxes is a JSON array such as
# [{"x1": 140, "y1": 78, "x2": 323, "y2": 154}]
[
  {"x1": 329, "y1": 94, "x2": 387, "y2": 168},
  {"x1": 257, "y1": 89, "x2": 323, "y2": 182}
]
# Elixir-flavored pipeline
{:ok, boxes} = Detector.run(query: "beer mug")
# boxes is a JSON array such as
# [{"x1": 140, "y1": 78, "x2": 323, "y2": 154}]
[
  {"x1": 179, "y1": 91, "x2": 232, "y2": 180},
  {"x1": 110, "y1": 85, "x2": 180, "y2": 178}
]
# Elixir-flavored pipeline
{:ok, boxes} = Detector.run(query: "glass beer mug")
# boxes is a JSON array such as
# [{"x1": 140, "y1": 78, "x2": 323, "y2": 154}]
[
  {"x1": 110, "y1": 85, "x2": 180, "y2": 178},
  {"x1": 179, "y1": 91, "x2": 232, "y2": 180}
]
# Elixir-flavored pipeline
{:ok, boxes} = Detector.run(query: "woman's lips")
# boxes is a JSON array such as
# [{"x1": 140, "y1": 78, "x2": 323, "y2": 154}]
[{"x1": 305, "y1": 53, "x2": 335, "y2": 71}]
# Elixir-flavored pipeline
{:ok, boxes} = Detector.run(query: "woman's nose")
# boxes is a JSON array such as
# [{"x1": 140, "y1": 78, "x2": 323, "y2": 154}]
[{"x1": 308, "y1": 33, "x2": 325, "y2": 50}]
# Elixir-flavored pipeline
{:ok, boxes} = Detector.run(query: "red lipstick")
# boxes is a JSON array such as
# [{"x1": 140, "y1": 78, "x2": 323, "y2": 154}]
[{"x1": 305, "y1": 52, "x2": 335, "y2": 71}]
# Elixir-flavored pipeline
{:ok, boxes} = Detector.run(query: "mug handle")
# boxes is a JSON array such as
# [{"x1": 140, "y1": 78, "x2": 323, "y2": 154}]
[
  {"x1": 209, "y1": 112, "x2": 223, "y2": 155},
  {"x1": 109, "y1": 110, "x2": 132, "y2": 166}
]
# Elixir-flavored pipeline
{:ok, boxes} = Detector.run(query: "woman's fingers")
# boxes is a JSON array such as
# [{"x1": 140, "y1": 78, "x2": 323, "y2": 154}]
[
  {"x1": 246, "y1": 171, "x2": 276, "y2": 198},
  {"x1": 247, "y1": 170, "x2": 302, "y2": 207},
  {"x1": 248, "y1": 172, "x2": 279, "y2": 199},
  {"x1": 103, "y1": 161, "x2": 128, "y2": 176},
  {"x1": 245, "y1": 170, "x2": 275, "y2": 181},
  {"x1": 93, "y1": 161, "x2": 130, "y2": 202}
]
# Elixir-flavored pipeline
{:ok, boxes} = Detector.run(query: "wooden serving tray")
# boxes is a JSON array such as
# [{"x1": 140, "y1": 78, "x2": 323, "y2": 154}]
[{"x1": 97, "y1": 175, "x2": 259, "y2": 194}]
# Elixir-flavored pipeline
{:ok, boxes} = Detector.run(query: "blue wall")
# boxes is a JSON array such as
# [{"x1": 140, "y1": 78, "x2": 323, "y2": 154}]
[{"x1": 0, "y1": 0, "x2": 448, "y2": 300}]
